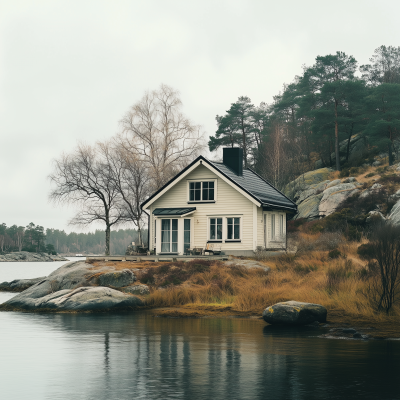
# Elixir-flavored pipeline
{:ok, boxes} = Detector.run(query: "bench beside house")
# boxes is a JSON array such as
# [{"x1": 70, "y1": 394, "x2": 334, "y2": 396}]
[{"x1": 141, "y1": 148, "x2": 297, "y2": 257}]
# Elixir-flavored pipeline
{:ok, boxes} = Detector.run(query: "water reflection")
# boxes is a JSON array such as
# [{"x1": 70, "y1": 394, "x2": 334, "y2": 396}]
[{"x1": 1, "y1": 312, "x2": 400, "y2": 400}]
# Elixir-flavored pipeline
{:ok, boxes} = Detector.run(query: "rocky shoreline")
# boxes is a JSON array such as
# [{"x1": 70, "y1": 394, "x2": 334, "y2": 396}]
[
  {"x1": 0, "y1": 260, "x2": 145, "y2": 311},
  {"x1": 0, "y1": 260, "x2": 398, "y2": 340},
  {"x1": 0, "y1": 251, "x2": 68, "y2": 263}
]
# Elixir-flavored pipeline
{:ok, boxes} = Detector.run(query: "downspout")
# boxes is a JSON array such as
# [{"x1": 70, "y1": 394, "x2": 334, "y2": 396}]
[
  {"x1": 286, "y1": 214, "x2": 288, "y2": 253},
  {"x1": 143, "y1": 210, "x2": 150, "y2": 251}
]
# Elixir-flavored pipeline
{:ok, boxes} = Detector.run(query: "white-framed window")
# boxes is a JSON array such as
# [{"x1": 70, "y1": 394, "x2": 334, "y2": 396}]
[
  {"x1": 188, "y1": 180, "x2": 216, "y2": 202},
  {"x1": 207, "y1": 216, "x2": 241, "y2": 242},
  {"x1": 226, "y1": 217, "x2": 240, "y2": 240},
  {"x1": 209, "y1": 218, "x2": 223, "y2": 240},
  {"x1": 279, "y1": 214, "x2": 284, "y2": 238}
]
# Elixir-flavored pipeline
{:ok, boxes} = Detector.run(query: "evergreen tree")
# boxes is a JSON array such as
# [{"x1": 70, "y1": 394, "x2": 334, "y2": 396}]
[{"x1": 364, "y1": 83, "x2": 400, "y2": 165}]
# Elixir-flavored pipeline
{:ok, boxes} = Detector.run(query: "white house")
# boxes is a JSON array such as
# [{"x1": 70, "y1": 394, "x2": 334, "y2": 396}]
[{"x1": 141, "y1": 148, "x2": 297, "y2": 256}]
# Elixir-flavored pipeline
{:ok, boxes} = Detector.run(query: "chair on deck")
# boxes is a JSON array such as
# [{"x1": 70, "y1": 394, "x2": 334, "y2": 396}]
[
  {"x1": 190, "y1": 248, "x2": 203, "y2": 256},
  {"x1": 204, "y1": 243, "x2": 222, "y2": 255}
]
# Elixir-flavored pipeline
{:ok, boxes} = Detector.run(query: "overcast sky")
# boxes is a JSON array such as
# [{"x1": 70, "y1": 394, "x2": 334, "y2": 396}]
[{"x1": 1, "y1": 0, "x2": 399, "y2": 232}]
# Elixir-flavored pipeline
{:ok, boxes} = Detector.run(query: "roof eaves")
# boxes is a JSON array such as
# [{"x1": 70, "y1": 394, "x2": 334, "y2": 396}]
[
  {"x1": 247, "y1": 167, "x2": 297, "y2": 207},
  {"x1": 205, "y1": 159, "x2": 262, "y2": 205}
]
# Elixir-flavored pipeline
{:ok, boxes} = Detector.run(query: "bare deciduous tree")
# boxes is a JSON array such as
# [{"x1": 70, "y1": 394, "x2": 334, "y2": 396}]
[
  {"x1": 98, "y1": 140, "x2": 151, "y2": 246},
  {"x1": 120, "y1": 84, "x2": 205, "y2": 191},
  {"x1": 49, "y1": 143, "x2": 124, "y2": 255},
  {"x1": 367, "y1": 223, "x2": 400, "y2": 314}
]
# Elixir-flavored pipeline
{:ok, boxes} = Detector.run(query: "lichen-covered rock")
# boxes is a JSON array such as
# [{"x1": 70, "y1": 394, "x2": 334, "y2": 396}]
[
  {"x1": 262, "y1": 301, "x2": 327, "y2": 325},
  {"x1": 294, "y1": 193, "x2": 323, "y2": 220},
  {"x1": 121, "y1": 284, "x2": 150, "y2": 295},
  {"x1": 326, "y1": 179, "x2": 341, "y2": 188},
  {"x1": 319, "y1": 183, "x2": 359, "y2": 217},
  {"x1": 0, "y1": 277, "x2": 46, "y2": 292},
  {"x1": 360, "y1": 183, "x2": 383, "y2": 199},
  {"x1": 2, "y1": 286, "x2": 143, "y2": 311},
  {"x1": 388, "y1": 199, "x2": 400, "y2": 225},
  {"x1": 283, "y1": 168, "x2": 333, "y2": 198},
  {"x1": 0, "y1": 261, "x2": 145, "y2": 312},
  {"x1": 98, "y1": 269, "x2": 136, "y2": 288}
]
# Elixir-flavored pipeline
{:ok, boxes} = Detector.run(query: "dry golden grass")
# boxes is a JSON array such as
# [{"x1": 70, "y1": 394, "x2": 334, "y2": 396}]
[
  {"x1": 85, "y1": 237, "x2": 400, "y2": 336},
  {"x1": 134, "y1": 241, "x2": 400, "y2": 327}
]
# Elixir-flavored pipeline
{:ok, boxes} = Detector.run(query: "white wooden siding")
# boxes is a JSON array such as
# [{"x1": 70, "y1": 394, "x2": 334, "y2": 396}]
[{"x1": 149, "y1": 164, "x2": 255, "y2": 252}]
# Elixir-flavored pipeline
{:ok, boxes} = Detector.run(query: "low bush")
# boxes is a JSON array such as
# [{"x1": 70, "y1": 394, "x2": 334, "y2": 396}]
[
  {"x1": 357, "y1": 243, "x2": 376, "y2": 260},
  {"x1": 366, "y1": 172, "x2": 375, "y2": 178},
  {"x1": 340, "y1": 169, "x2": 350, "y2": 178},
  {"x1": 328, "y1": 249, "x2": 341, "y2": 259},
  {"x1": 349, "y1": 166, "x2": 359, "y2": 175},
  {"x1": 287, "y1": 218, "x2": 307, "y2": 233}
]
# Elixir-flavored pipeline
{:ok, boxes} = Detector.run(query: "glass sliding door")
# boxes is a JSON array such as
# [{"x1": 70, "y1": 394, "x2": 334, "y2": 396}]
[{"x1": 161, "y1": 219, "x2": 178, "y2": 253}]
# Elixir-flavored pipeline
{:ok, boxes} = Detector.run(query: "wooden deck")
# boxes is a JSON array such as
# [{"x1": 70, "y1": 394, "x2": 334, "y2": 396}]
[{"x1": 86, "y1": 255, "x2": 230, "y2": 262}]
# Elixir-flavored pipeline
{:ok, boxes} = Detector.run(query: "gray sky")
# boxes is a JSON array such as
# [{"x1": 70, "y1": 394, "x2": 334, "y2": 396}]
[{"x1": 1, "y1": 0, "x2": 399, "y2": 232}]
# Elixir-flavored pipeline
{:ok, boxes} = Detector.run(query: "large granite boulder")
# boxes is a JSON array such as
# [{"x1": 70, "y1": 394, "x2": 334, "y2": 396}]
[
  {"x1": 262, "y1": 301, "x2": 327, "y2": 325},
  {"x1": 359, "y1": 183, "x2": 383, "y2": 199},
  {"x1": 0, "y1": 277, "x2": 46, "y2": 292},
  {"x1": 388, "y1": 199, "x2": 400, "y2": 225},
  {"x1": 283, "y1": 168, "x2": 333, "y2": 198},
  {"x1": 294, "y1": 193, "x2": 323, "y2": 220},
  {"x1": 319, "y1": 183, "x2": 359, "y2": 217},
  {"x1": 98, "y1": 269, "x2": 136, "y2": 288},
  {"x1": 0, "y1": 261, "x2": 144, "y2": 312},
  {"x1": 2, "y1": 286, "x2": 143, "y2": 311}
]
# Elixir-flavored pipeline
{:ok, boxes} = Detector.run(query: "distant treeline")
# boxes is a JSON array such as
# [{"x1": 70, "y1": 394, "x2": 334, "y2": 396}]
[
  {"x1": 46, "y1": 227, "x2": 148, "y2": 255},
  {"x1": 0, "y1": 222, "x2": 147, "y2": 255}
]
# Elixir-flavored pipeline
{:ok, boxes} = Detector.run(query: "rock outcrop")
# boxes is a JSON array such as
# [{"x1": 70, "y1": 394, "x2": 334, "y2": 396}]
[
  {"x1": 121, "y1": 284, "x2": 150, "y2": 295},
  {"x1": 0, "y1": 260, "x2": 144, "y2": 312},
  {"x1": 98, "y1": 269, "x2": 136, "y2": 288},
  {"x1": 262, "y1": 301, "x2": 327, "y2": 325},
  {"x1": 0, "y1": 277, "x2": 46, "y2": 292},
  {"x1": 284, "y1": 168, "x2": 333, "y2": 200},
  {"x1": 318, "y1": 183, "x2": 360, "y2": 217},
  {"x1": 0, "y1": 252, "x2": 68, "y2": 262},
  {"x1": 3, "y1": 286, "x2": 143, "y2": 311},
  {"x1": 388, "y1": 198, "x2": 400, "y2": 225}
]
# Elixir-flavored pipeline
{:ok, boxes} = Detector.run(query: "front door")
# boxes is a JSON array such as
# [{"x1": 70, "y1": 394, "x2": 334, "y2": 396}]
[
  {"x1": 161, "y1": 219, "x2": 178, "y2": 253},
  {"x1": 157, "y1": 218, "x2": 192, "y2": 254}
]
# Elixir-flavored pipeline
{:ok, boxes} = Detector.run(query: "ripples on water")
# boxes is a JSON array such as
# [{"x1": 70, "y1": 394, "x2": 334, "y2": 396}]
[{"x1": 1, "y1": 261, "x2": 400, "y2": 400}]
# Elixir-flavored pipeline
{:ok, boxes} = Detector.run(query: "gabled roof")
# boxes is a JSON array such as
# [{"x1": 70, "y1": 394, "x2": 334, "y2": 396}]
[
  {"x1": 208, "y1": 161, "x2": 297, "y2": 211},
  {"x1": 141, "y1": 155, "x2": 297, "y2": 212}
]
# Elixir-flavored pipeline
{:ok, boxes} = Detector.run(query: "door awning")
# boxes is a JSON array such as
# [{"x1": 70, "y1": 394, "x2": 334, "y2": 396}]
[{"x1": 153, "y1": 207, "x2": 196, "y2": 217}]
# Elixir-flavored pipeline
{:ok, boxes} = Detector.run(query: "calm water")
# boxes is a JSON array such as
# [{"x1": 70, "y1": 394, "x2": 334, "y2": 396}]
[{"x1": 1, "y1": 261, "x2": 400, "y2": 400}]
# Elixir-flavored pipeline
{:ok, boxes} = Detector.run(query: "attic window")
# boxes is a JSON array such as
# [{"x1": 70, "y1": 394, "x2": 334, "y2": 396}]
[{"x1": 188, "y1": 181, "x2": 215, "y2": 202}]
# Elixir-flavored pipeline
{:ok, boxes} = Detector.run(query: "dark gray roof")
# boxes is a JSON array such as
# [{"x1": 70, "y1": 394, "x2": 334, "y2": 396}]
[
  {"x1": 209, "y1": 161, "x2": 296, "y2": 211},
  {"x1": 153, "y1": 207, "x2": 196, "y2": 216}
]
